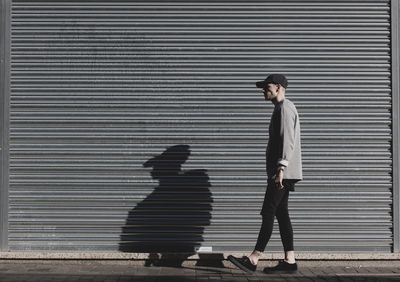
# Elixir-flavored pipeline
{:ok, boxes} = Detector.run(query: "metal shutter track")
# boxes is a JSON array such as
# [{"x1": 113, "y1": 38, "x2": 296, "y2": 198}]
[{"x1": 9, "y1": 0, "x2": 392, "y2": 252}]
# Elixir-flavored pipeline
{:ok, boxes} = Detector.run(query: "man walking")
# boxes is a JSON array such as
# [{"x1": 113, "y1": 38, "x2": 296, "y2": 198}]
[{"x1": 228, "y1": 74, "x2": 302, "y2": 273}]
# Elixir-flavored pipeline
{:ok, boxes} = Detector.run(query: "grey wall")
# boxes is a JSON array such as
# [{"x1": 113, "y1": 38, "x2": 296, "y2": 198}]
[
  {"x1": 0, "y1": 0, "x2": 10, "y2": 252},
  {"x1": 0, "y1": 0, "x2": 395, "y2": 252},
  {"x1": 391, "y1": 0, "x2": 400, "y2": 253}
]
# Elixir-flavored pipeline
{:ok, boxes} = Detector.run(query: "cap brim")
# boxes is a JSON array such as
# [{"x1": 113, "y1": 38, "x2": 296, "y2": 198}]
[{"x1": 256, "y1": 81, "x2": 268, "y2": 88}]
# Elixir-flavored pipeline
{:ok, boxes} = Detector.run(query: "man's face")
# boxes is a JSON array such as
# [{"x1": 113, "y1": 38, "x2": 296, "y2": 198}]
[{"x1": 262, "y1": 83, "x2": 278, "y2": 101}]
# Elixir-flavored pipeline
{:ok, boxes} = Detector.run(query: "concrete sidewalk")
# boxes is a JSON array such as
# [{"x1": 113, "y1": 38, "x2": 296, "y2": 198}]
[{"x1": 0, "y1": 259, "x2": 399, "y2": 282}]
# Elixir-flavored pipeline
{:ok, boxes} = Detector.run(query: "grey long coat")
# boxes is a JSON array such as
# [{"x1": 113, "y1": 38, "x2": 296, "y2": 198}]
[{"x1": 266, "y1": 98, "x2": 303, "y2": 181}]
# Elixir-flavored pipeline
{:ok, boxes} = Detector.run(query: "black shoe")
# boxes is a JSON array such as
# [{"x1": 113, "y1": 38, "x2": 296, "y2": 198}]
[
  {"x1": 263, "y1": 260, "x2": 298, "y2": 274},
  {"x1": 228, "y1": 255, "x2": 257, "y2": 273}
]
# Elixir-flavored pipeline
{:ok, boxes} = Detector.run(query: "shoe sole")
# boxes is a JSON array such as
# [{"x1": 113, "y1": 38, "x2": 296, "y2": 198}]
[{"x1": 227, "y1": 255, "x2": 255, "y2": 273}]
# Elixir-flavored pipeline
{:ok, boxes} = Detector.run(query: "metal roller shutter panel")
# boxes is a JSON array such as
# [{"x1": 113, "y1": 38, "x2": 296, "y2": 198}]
[{"x1": 9, "y1": 0, "x2": 392, "y2": 252}]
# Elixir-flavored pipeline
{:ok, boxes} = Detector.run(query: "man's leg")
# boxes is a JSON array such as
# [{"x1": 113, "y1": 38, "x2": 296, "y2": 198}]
[
  {"x1": 248, "y1": 215, "x2": 274, "y2": 265},
  {"x1": 275, "y1": 188, "x2": 295, "y2": 263},
  {"x1": 248, "y1": 182, "x2": 287, "y2": 265}
]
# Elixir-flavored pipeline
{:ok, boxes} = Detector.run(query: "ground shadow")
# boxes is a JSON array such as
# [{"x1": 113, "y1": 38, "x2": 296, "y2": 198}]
[{"x1": 119, "y1": 145, "x2": 214, "y2": 267}]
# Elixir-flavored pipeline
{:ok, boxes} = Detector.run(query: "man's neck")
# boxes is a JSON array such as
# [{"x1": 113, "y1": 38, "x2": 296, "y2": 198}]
[{"x1": 272, "y1": 94, "x2": 285, "y2": 105}]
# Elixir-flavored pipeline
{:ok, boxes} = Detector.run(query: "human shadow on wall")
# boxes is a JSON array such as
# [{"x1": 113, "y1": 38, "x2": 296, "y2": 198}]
[{"x1": 119, "y1": 145, "x2": 213, "y2": 267}]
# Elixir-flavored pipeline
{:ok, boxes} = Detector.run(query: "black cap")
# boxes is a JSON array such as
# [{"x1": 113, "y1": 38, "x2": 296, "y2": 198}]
[{"x1": 256, "y1": 74, "x2": 288, "y2": 89}]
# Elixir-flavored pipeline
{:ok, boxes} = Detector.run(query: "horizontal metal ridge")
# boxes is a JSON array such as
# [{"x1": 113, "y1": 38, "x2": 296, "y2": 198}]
[{"x1": 10, "y1": 2, "x2": 389, "y2": 8}]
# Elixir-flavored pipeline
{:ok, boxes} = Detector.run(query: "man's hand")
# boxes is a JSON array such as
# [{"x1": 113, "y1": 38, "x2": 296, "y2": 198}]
[{"x1": 275, "y1": 167, "x2": 285, "y2": 189}]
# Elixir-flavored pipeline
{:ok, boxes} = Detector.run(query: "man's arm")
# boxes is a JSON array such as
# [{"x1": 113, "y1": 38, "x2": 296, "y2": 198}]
[
  {"x1": 275, "y1": 105, "x2": 297, "y2": 189},
  {"x1": 275, "y1": 165, "x2": 286, "y2": 189},
  {"x1": 278, "y1": 105, "x2": 297, "y2": 168}
]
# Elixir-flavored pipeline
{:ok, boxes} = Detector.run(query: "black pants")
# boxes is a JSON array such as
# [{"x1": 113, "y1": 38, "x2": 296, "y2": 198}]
[{"x1": 255, "y1": 180, "x2": 294, "y2": 252}]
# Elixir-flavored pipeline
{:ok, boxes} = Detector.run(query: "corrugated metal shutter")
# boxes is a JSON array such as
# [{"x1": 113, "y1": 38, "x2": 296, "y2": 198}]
[{"x1": 8, "y1": 0, "x2": 392, "y2": 252}]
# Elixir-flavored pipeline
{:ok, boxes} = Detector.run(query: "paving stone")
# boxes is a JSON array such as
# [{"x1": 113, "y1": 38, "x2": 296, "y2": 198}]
[
  {"x1": 117, "y1": 277, "x2": 134, "y2": 282},
  {"x1": 0, "y1": 260, "x2": 398, "y2": 282}
]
